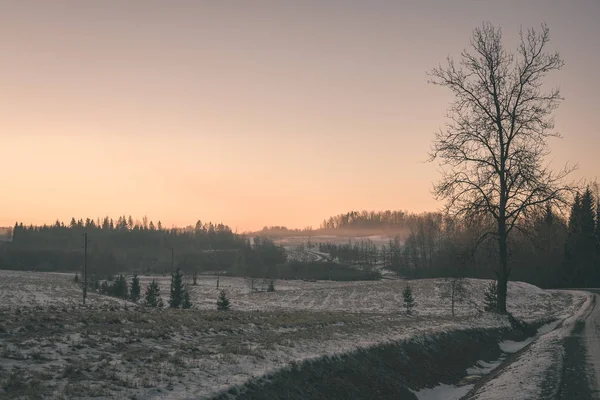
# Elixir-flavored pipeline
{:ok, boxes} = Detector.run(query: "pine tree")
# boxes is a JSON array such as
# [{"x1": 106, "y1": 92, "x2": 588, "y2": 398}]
[
  {"x1": 182, "y1": 290, "x2": 192, "y2": 309},
  {"x1": 145, "y1": 280, "x2": 164, "y2": 308},
  {"x1": 596, "y1": 200, "x2": 600, "y2": 274},
  {"x1": 112, "y1": 274, "x2": 128, "y2": 299},
  {"x1": 580, "y1": 188, "x2": 596, "y2": 284},
  {"x1": 217, "y1": 289, "x2": 230, "y2": 311},
  {"x1": 268, "y1": 280, "x2": 275, "y2": 292},
  {"x1": 564, "y1": 193, "x2": 582, "y2": 286},
  {"x1": 130, "y1": 274, "x2": 141, "y2": 302},
  {"x1": 564, "y1": 188, "x2": 597, "y2": 287},
  {"x1": 403, "y1": 285, "x2": 415, "y2": 314},
  {"x1": 100, "y1": 280, "x2": 111, "y2": 295},
  {"x1": 169, "y1": 268, "x2": 185, "y2": 308},
  {"x1": 483, "y1": 281, "x2": 498, "y2": 312}
]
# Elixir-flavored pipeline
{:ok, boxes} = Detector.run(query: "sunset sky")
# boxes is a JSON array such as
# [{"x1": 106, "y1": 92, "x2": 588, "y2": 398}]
[{"x1": 1, "y1": 1, "x2": 598, "y2": 231}]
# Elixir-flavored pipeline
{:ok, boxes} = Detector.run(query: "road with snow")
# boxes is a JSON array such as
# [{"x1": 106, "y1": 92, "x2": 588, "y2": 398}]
[{"x1": 557, "y1": 290, "x2": 600, "y2": 399}]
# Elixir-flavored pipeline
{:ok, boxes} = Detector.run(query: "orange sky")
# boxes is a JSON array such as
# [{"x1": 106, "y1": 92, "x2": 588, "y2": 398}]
[{"x1": 1, "y1": 1, "x2": 598, "y2": 231}]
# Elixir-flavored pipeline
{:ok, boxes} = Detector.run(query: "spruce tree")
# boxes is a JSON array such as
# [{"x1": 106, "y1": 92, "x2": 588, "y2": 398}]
[
  {"x1": 100, "y1": 280, "x2": 111, "y2": 295},
  {"x1": 564, "y1": 193, "x2": 582, "y2": 286},
  {"x1": 596, "y1": 201, "x2": 600, "y2": 274},
  {"x1": 217, "y1": 289, "x2": 230, "y2": 311},
  {"x1": 403, "y1": 285, "x2": 415, "y2": 314},
  {"x1": 113, "y1": 274, "x2": 129, "y2": 299},
  {"x1": 182, "y1": 289, "x2": 192, "y2": 309},
  {"x1": 564, "y1": 188, "x2": 597, "y2": 287},
  {"x1": 169, "y1": 268, "x2": 185, "y2": 308},
  {"x1": 130, "y1": 274, "x2": 141, "y2": 302},
  {"x1": 145, "y1": 280, "x2": 164, "y2": 308},
  {"x1": 580, "y1": 188, "x2": 596, "y2": 284},
  {"x1": 268, "y1": 280, "x2": 275, "y2": 292},
  {"x1": 483, "y1": 281, "x2": 498, "y2": 312}
]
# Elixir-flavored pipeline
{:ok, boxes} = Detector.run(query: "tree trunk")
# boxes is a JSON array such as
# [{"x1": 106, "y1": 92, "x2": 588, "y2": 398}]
[{"x1": 497, "y1": 220, "x2": 508, "y2": 313}]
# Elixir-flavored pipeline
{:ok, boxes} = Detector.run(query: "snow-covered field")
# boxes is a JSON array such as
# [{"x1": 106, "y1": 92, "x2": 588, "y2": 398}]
[
  {"x1": 0, "y1": 270, "x2": 130, "y2": 310},
  {"x1": 0, "y1": 270, "x2": 585, "y2": 399}
]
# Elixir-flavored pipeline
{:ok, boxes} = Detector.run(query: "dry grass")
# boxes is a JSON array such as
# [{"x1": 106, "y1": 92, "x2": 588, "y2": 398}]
[{"x1": 0, "y1": 270, "x2": 581, "y2": 399}]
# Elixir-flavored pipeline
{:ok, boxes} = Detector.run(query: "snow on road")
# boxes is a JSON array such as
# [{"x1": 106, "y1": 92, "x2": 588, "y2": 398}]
[{"x1": 469, "y1": 290, "x2": 593, "y2": 400}]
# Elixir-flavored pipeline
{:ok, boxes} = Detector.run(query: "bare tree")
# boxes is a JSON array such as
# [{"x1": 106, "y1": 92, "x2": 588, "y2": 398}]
[
  {"x1": 439, "y1": 277, "x2": 469, "y2": 317},
  {"x1": 429, "y1": 23, "x2": 574, "y2": 312}
]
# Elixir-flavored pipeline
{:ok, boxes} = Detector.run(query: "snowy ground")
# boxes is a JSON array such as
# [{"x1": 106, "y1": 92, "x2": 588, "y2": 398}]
[
  {"x1": 468, "y1": 290, "x2": 593, "y2": 400},
  {"x1": 0, "y1": 270, "x2": 585, "y2": 399},
  {"x1": 0, "y1": 270, "x2": 130, "y2": 311}
]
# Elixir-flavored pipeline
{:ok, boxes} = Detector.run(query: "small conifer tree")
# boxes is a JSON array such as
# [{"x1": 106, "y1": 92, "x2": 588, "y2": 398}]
[
  {"x1": 145, "y1": 279, "x2": 164, "y2": 308},
  {"x1": 74, "y1": 273, "x2": 80, "y2": 284},
  {"x1": 268, "y1": 280, "x2": 275, "y2": 292},
  {"x1": 169, "y1": 268, "x2": 185, "y2": 308},
  {"x1": 182, "y1": 289, "x2": 192, "y2": 309},
  {"x1": 100, "y1": 280, "x2": 111, "y2": 295},
  {"x1": 483, "y1": 281, "x2": 498, "y2": 312},
  {"x1": 130, "y1": 274, "x2": 141, "y2": 302},
  {"x1": 403, "y1": 284, "x2": 415, "y2": 314},
  {"x1": 112, "y1": 274, "x2": 129, "y2": 299},
  {"x1": 217, "y1": 289, "x2": 230, "y2": 311}
]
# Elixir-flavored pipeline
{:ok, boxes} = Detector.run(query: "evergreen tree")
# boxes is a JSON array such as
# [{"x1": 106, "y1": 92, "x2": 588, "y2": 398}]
[
  {"x1": 112, "y1": 274, "x2": 129, "y2": 299},
  {"x1": 596, "y1": 200, "x2": 600, "y2": 273},
  {"x1": 217, "y1": 289, "x2": 230, "y2": 311},
  {"x1": 169, "y1": 268, "x2": 185, "y2": 308},
  {"x1": 268, "y1": 280, "x2": 275, "y2": 292},
  {"x1": 403, "y1": 285, "x2": 415, "y2": 314},
  {"x1": 130, "y1": 274, "x2": 141, "y2": 302},
  {"x1": 145, "y1": 279, "x2": 164, "y2": 308},
  {"x1": 483, "y1": 281, "x2": 498, "y2": 312},
  {"x1": 100, "y1": 280, "x2": 111, "y2": 295},
  {"x1": 182, "y1": 289, "x2": 192, "y2": 309},
  {"x1": 564, "y1": 189, "x2": 597, "y2": 287},
  {"x1": 74, "y1": 273, "x2": 80, "y2": 284},
  {"x1": 564, "y1": 193, "x2": 582, "y2": 286}
]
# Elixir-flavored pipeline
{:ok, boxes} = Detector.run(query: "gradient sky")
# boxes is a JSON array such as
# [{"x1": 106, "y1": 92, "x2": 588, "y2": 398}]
[{"x1": 1, "y1": 1, "x2": 598, "y2": 231}]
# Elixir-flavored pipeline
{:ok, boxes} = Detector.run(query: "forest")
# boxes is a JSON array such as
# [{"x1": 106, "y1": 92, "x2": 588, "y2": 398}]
[
  {"x1": 1, "y1": 186, "x2": 599, "y2": 289},
  {"x1": 318, "y1": 187, "x2": 600, "y2": 289}
]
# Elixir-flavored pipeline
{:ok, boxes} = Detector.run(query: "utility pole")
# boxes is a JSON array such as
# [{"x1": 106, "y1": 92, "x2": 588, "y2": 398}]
[{"x1": 83, "y1": 232, "x2": 89, "y2": 304}]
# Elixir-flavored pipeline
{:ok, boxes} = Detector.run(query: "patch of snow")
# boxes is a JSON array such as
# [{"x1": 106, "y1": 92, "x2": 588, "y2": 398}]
[
  {"x1": 466, "y1": 359, "x2": 504, "y2": 375},
  {"x1": 412, "y1": 383, "x2": 474, "y2": 400},
  {"x1": 499, "y1": 338, "x2": 534, "y2": 353}
]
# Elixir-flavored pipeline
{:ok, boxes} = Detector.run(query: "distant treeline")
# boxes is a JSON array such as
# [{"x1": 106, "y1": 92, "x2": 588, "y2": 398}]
[
  {"x1": 0, "y1": 216, "x2": 377, "y2": 282},
  {"x1": 384, "y1": 188, "x2": 600, "y2": 289},
  {"x1": 2, "y1": 216, "x2": 252, "y2": 276},
  {"x1": 253, "y1": 210, "x2": 432, "y2": 237},
  {"x1": 309, "y1": 189, "x2": 600, "y2": 289}
]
